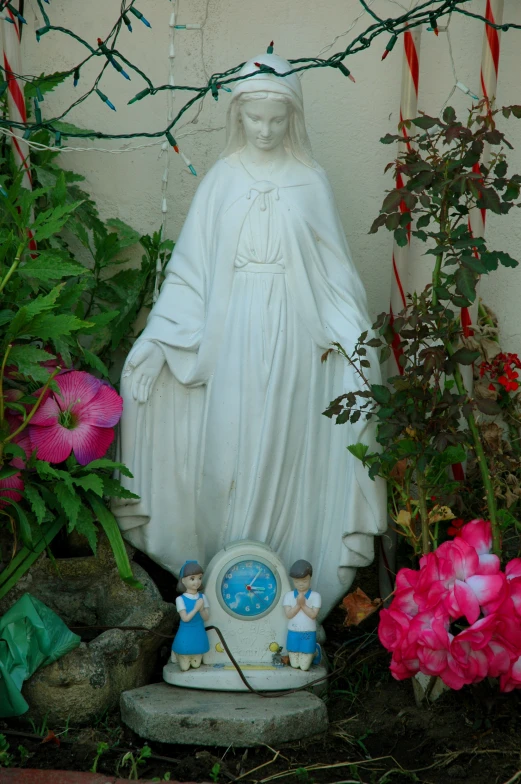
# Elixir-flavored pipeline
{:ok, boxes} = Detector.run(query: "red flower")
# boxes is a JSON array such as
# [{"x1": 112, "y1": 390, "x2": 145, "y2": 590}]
[{"x1": 447, "y1": 517, "x2": 465, "y2": 537}]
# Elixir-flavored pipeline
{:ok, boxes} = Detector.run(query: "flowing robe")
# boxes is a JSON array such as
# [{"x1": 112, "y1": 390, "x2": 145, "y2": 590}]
[{"x1": 115, "y1": 153, "x2": 386, "y2": 617}]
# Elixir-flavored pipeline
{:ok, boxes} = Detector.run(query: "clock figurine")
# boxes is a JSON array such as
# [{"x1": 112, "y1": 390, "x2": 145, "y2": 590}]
[{"x1": 163, "y1": 541, "x2": 327, "y2": 692}]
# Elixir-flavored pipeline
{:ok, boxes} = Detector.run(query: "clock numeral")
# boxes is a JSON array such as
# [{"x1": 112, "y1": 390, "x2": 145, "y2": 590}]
[{"x1": 227, "y1": 573, "x2": 233, "y2": 579}]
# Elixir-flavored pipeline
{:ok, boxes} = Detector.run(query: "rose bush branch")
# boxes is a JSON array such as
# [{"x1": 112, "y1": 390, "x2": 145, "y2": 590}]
[{"x1": 325, "y1": 101, "x2": 521, "y2": 558}]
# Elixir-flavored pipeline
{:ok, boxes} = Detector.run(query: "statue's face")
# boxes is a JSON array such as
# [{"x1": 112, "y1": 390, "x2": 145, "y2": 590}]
[
  {"x1": 183, "y1": 573, "x2": 202, "y2": 592},
  {"x1": 292, "y1": 574, "x2": 312, "y2": 593},
  {"x1": 239, "y1": 97, "x2": 290, "y2": 152}
]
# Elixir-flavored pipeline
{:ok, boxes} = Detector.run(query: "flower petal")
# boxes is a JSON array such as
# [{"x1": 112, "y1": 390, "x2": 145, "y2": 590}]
[
  {"x1": 54, "y1": 370, "x2": 102, "y2": 410},
  {"x1": 449, "y1": 579, "x2": 481, "y2": 624},
  {"x1": 466, "y1": 573, "x2": 507, "y2": 612},
  {"x1": 461, "y1": 519, "x2": 492, "y2": 555},
  {"x1": 30, "y1": 395, "x2": 61, "y2": 427},
  {"x1": 30, "y1": 422, "x2": 74, "y2": 464},
  {"x1": 72, "y1": 382, "x2": 122, "y2": 428},
  {"x1": 71, "y1": 423, "x2": 115, "y2": 466}
]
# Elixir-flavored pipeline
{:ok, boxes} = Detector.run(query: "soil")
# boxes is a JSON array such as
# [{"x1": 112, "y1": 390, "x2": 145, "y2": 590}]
[{"x1": 2, "y1": 556, "x2": 521, "y2": 784}]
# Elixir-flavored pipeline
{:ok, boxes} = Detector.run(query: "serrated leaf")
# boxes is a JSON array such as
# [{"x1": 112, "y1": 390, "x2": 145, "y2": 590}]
[
  {"x1": 23, "y1": 484, "x2": 47, "y2": 524},
  {"x1": 31, "y1": 201, "x2": 84, "y2": 241},
  {"x1": 475, "y1": 398, "x2": 502, "y2": 415},
  {"x1": 25, "y1": 71, "x2": 69, "y2": 99},
  {"x1": 31, "y1": 313, "x2": 93, "y2": 340},
  {"x1": 81, "y1": 349, "x2": 109, "y2": 378},
  {"x1": 55, "y1": 482, "x2": 81, "y2": 530},
  {"x1": 381, "y1": 190, "x2": 404, "y2": 213},
  {"x1": 412, "y1": 115, "x2": 440, "y2": 130},
  {"x1": 81, "y1": 458, "x2": 133, "y2": 477},
  {"x1": 102, "y1": 476, "x2": 139, "y2": 500},
  {"x1": 80, "y1": 310, "x2": 119, "y2": 335},
  {"x1": 442, "y1": 106, "x2": 456, "y2": 124},
  {"x1": 8, "y1": 345, "x2": 55, "y2": 377},
  {"x1": 18, "y1": 255, "x2": 89, "y2": 282},
  {"x1": 455, "y1": 267, "x2": 477, "y2": 303},
  {"x1": 74, "y1": 506, "x2": 98, "y2": 554},
  {"x1": 394, "y1": 227, "x2": 408, "y2": 247},
  {"x1": 35, "y1": 460, "x2": 74, "y2": 490},
  {"x1": 460, "y1": 255, "x2": 489, "y2": 274},
  {"x1": 451, "y1": 347, "x2": 480, "y2": 365},
  {"x1": 370, "y1": 384, "x2": 391, "y2": 405},
  {"x1": 105, "y1": 218, "x2": 141, "y2": 250},
  {"x1": 72, "y1": 474, "x2": 104, "y2": 496}
]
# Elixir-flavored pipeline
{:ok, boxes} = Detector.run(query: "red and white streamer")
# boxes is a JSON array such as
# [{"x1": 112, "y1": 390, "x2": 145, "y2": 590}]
[
  {"x1": 1, "y1": 6, "x2": 32, "y2": 189},
  {"x1": 464, "y1": 0, "x2": 504, "y2": 337},
  {"x1": 389, "y1": 28, "x2": 421, "y2": 374},
  {"x1": 0, "y1": 3, "x2": 37, "y2": 253}
]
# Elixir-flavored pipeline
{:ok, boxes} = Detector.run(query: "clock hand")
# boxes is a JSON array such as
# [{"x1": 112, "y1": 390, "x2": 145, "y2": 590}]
[{"x1": 248, "y1": 568, "x2": 263, "y2": 589}]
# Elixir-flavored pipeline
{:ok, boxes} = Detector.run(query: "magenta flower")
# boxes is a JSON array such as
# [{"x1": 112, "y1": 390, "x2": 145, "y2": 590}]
[
  {"x1": 0, "y1": 472, "x2": 24, "y2": 508},
  {"x1": 29, "y1": 371, "x2": 123, "y2": 466},
  {"x1": 460, "y1": 518, "x2": 500, "y2": 574}
]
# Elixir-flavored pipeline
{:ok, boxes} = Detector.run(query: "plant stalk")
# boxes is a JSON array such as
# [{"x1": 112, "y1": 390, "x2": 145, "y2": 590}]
[
  {"x1": 0, "y1": 242, "x2": 25, "y2": 294},
  {"x1": 416, "y1": 467, "x2": 430, "y2": 554}
]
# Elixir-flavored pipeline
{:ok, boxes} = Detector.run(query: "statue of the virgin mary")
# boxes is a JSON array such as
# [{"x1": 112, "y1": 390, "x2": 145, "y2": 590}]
[{"x1": 115, "y1": 52, "x2": 386, "y2": 618}]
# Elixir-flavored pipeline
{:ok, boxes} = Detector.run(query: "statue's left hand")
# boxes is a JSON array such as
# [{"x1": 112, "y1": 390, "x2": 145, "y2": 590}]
[{"x1": 125, "y1": 341, "x2": 165, "y2": 403}]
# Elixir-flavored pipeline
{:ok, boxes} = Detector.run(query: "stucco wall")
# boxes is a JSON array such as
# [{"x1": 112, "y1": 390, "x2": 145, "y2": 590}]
[{"x1": 18, "y1": 0, "x2": 521, "y2": 351}]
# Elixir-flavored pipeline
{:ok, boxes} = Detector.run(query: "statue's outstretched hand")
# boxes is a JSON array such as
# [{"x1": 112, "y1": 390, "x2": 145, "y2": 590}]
[{"x1": 124, "y1": 341, "x2": 165, "y2": 403}]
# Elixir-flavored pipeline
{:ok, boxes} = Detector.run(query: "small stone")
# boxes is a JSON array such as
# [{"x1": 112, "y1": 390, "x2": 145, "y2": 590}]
[
  {"x1": 121, "y1": 682, "x2": 328, "y2": 746},
  {"x1": 447, "y1": 764, "x2": 467, "y2": 779}
]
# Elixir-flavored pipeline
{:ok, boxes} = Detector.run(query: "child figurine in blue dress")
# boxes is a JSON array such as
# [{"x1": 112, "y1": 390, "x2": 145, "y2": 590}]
[
  {"x1": 171, "y1": 560, "x2": 210, "y2": 671},
  {"x1": 283, "y1": 559, "x2": 321, "y2": 671}
]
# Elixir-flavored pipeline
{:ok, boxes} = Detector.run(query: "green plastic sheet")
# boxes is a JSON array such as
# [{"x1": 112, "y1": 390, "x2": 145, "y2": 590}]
[{"x1": 0, "y1": 593, "x2": 81, "y2": 717}]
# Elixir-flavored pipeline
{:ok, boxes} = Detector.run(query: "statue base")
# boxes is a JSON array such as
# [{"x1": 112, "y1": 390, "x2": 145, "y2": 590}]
[
  {"x1": 121, "y1": 682, "x2": 328, "y2": 746},
  {"x1": 163, "y1": 660, "x2": 327, "y2": 694}
]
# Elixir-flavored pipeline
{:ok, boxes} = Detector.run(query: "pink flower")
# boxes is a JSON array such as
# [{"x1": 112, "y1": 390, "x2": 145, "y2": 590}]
[
  {"x1": 499, "y1": 655, "x2": 521, "y2": 693},
  {"x1": 29, "y1": 371, "x2": 123, "y2": 466},
  {"x1": 435, "y1": 538, "x2": 506, "y2": 624},
  {"x1": 378, "y1": 608, "x2": 411, "y2": 652},
  {"x1": 0, "y1": 471, "x2": 24, "y2": 508},
  {"x1": 460, "y1": 519, "x2": 500, "y2": 574}
]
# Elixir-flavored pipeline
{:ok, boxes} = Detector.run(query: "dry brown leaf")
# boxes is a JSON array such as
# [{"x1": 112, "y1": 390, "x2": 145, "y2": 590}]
[
  {"x1": 506, "y1": 487, "x2": 517, "y2": 509},
  {"x1": 396, "y1": 509, "x2": 412, "y2": 529},
  {"x1": 429, "y1": 504, "x2": 454, "y2": 524},
  {"x1": 474, "y1": 382, "x2": 498, "y2": 401},
  {"x1": 41, "y1": 730, "x2": 60, "y2": 747},
  {"x1": 480, "y1": 338, "x2": 502, "y2": 361},
  {"x1": 342, "y1": 587, "x2": 382, "y2": 627},
  {"x1": 390, "y1": 458, "x2": 407, "y2": 482},
  {"x1": 481, "y1": 422, "x2": 503, "y2": 452}
]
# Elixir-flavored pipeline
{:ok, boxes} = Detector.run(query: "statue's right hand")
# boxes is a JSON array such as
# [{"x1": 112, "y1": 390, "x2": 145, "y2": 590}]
[{"x1": 124, "y1": 341, "x2": 165, "y2": 403}]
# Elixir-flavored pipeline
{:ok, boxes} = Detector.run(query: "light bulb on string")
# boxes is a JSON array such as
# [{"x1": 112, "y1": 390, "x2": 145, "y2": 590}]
[
  {"x1": 123, "y1": 14, "x2": 132, "y2": 33},
  {"x1": 166, "y1": 131, "x2": 179, "y2": 153},
  {"x1": 97, "y1": 39, "x2": 130, "y2": 80},
  {"x1": 334, "y1": 61, "x2": 355, "y2": 83},
  {"x1": 267, "y1": 40, "x2": 274, "y2": 54},
  {"x1": 1, "y1": 15, "x2": 15, "y2": 24},
  {"x1": 456, "y1": 81, "x2": 479, "y2": 101},
  {"x1": 382, "y1": 34, "x2": 397, "y2": 61},
  {"x1": 36, "y1": 25, "x2": 49, "y2": 42},
  {"x1": 174, "y1": 24, "x2": 201, "y2": 29},
  {"x1": 96, "y1": 88, "x2": 116, "y2": 111},
  {"x1": 55, "y1": 131, "x2": 61, "y2": 147},
  {"x1": 33, "y1": 99, "x2": 42, "y2": 125},
  {"x1": 429, "y1": 14, "x2": 439, "y2": 35},
  {"x1": 73, "y1": 68, "x2": 80, "y2": 87},
  {"x1": 128, "y1": 87, "x2": 150, "y2": 105},
  {"x1": 129, "y1": 7, "x2": 151, "y2": 28},
  {"x1": 6, "y1": 3, "x2": 25, "y2": 24},
  {"x1": 36, "y1": 86, "x2": 44, "y2": 102}
]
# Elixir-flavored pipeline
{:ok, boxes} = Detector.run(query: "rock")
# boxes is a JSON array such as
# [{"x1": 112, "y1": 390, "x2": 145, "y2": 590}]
[
  {"x1": 0, "y1": 537, "x2": 176, "y2": 725},
  {"x1": 120, "y1": 682, "x2": 329, "y2": 746}
]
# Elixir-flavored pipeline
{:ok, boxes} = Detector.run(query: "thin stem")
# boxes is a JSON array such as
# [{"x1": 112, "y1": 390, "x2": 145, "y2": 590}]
[
  {"x1": 0, "y1": 242, "x2": 25, "y2": 294},
  {"x1": 5, "y1": 368, "x2": 60, "y2": 443},
  {"x1": 416, "y1": 467, "x2": 430, "y2": 555},
  {"x1": 0, "y1": 343, "x2": 12, "y2": 425}
]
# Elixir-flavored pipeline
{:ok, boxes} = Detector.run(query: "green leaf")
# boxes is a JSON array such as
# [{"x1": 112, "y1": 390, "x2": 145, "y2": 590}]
[
  {"x1": 442, "y1": 106, "x2": 456, "y2": 124},
  {"x1": 79, "y1": 310, "x2": 119, "y2": 334},
  {"x1": 72, "y1": 474, "x2": 105, "y2": 496},
  {"x1": 6, "y1": 499, "x2": 33, "y2": 549},
  {"x1": 106, "y1": 218, "x2": 141, "y2": 250},
  {"x1": 412, "y1": 115, "x2": 440, "y2": 130},
  {"x1": 82, "y1": 459, "x2": 133, "y2": 477},
  {"x1": 31, "y1": 201, "x2": 84, "y2": 242},
  {"x1": 18, "y1": 254, "x2": 89, "y2": 282},
  {"x1": 8, "y1": 345, "x2": 55, "y2": 377},
  {"x1": 370, "y1": 384, "x2": 391, "y2": 405},
  {"x1": 381, "y1": 190, "x2": 404, "y2": 213},
  {"x1": 385, "y1": 213, "x2": 401, "y2": 231},
  {"x1": 455, "y1": 267, "x2": 477, "y2": 303},
  {"x1": 24, "y1": 71, "x2": 69, "y2": 99},
  {"x1": 495, "y1": 250, "x2": 519, "y2": 268},
  {"x1": 460, "y1": 255, "x2": 489, "y2": 275},
  {"x1": 0, "y1": 466, "x2": 20, "y2": 481},
  {"x1": 0, "y1": 519, "x2": 63, "y2": 601},
  {"x1": 35, "y1": 460, "x2": 74, "y2": 490},
  {"x1": 31, "y1": 313, "x2": 93, "y2": 340},
  {"x1": 23, "y1": 484, "x2": 47, "y2": 524},
  {"x1": 102, "y1": 476, "x2": 140, "y2": 500},
  {"x1": 451, "y1": 348, "x2": 480, "y2": 365},
  {"x1": 416, "y1": 214, "x2": 431, "y2": 229},
  {"x1": 75, "y1": 506, "x2": 98, "y2": 554},
  {"x1": 475, "y1": 398, "x2": 502, "y2": 415},
  {"x1": 347, "y1": 443, "x2": 369, "y2": 462},
  {"x1": 81, "y1": 349, "x2": 109, "y2": 378},
  {"x1": 55, "y1": 482, "x2": 81, "y2": 530},
  {"x1": 494, "y1": 161, "x2": 508, "y2": 178},
  {"x1": 369, "y1": 214, "x2": 387, "y2": 234},
  {"x1": 394, "y1": 227, "x2": 408, "y2": 248},
  {"x1": 87, "y1": 495, "x2": 143, "y2": 589}
]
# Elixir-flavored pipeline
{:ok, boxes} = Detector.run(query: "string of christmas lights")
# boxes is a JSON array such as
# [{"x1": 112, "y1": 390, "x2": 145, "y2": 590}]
[{"x1": 0, "y1": 0, "x2": 519, "y2": 149}]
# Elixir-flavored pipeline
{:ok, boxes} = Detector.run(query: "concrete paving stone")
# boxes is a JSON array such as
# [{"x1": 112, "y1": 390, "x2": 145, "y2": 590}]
[{"x1": 120, "y1": 682, "x2": 329, "y2": 747}]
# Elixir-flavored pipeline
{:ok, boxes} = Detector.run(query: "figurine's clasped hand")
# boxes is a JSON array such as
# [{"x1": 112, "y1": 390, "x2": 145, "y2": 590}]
[{"x1": 124, "y1": 341, "x2": 165, "y2": 403}]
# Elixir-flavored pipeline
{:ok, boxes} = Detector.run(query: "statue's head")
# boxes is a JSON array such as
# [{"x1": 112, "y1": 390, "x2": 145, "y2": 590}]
[
  {"x1": 177, "y1": 559, "x2": 204, "y2": 593},
  {"x1": 222, "y1": 53, "x2": 313, "y2": 166},
  {"x1": 289, "y1": 558, "x2": 313, "y2": 592}
]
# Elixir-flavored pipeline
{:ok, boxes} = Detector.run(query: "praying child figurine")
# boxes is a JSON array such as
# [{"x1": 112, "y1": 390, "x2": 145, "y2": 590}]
[
  {"x1": 283, "y1": 559, "x2": 321, "y2": 671},
  {"x1": 171, "y1": 560, "x2": 210, "y2": 671}
]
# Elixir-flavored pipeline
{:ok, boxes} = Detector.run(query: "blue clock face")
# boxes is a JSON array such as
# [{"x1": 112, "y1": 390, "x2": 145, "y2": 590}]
[{"x1": 220, "y1": 559, "x2": 279, "y2": 619}]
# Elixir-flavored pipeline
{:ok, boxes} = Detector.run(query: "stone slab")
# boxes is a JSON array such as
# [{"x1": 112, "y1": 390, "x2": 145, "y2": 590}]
[{"x1": 120, "y1": 683, "x2": 328, "y2": 747}]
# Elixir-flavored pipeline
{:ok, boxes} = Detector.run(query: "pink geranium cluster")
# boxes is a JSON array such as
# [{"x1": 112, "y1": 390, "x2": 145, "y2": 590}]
[{"x1": 379, "y1": 519, "x2": 521, "y2": 691}]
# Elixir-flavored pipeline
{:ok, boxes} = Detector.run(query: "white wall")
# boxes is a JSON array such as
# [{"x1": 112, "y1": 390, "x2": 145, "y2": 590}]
[{"x1": 18, "y1": 0, "x2": 521, "y2": 351}]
